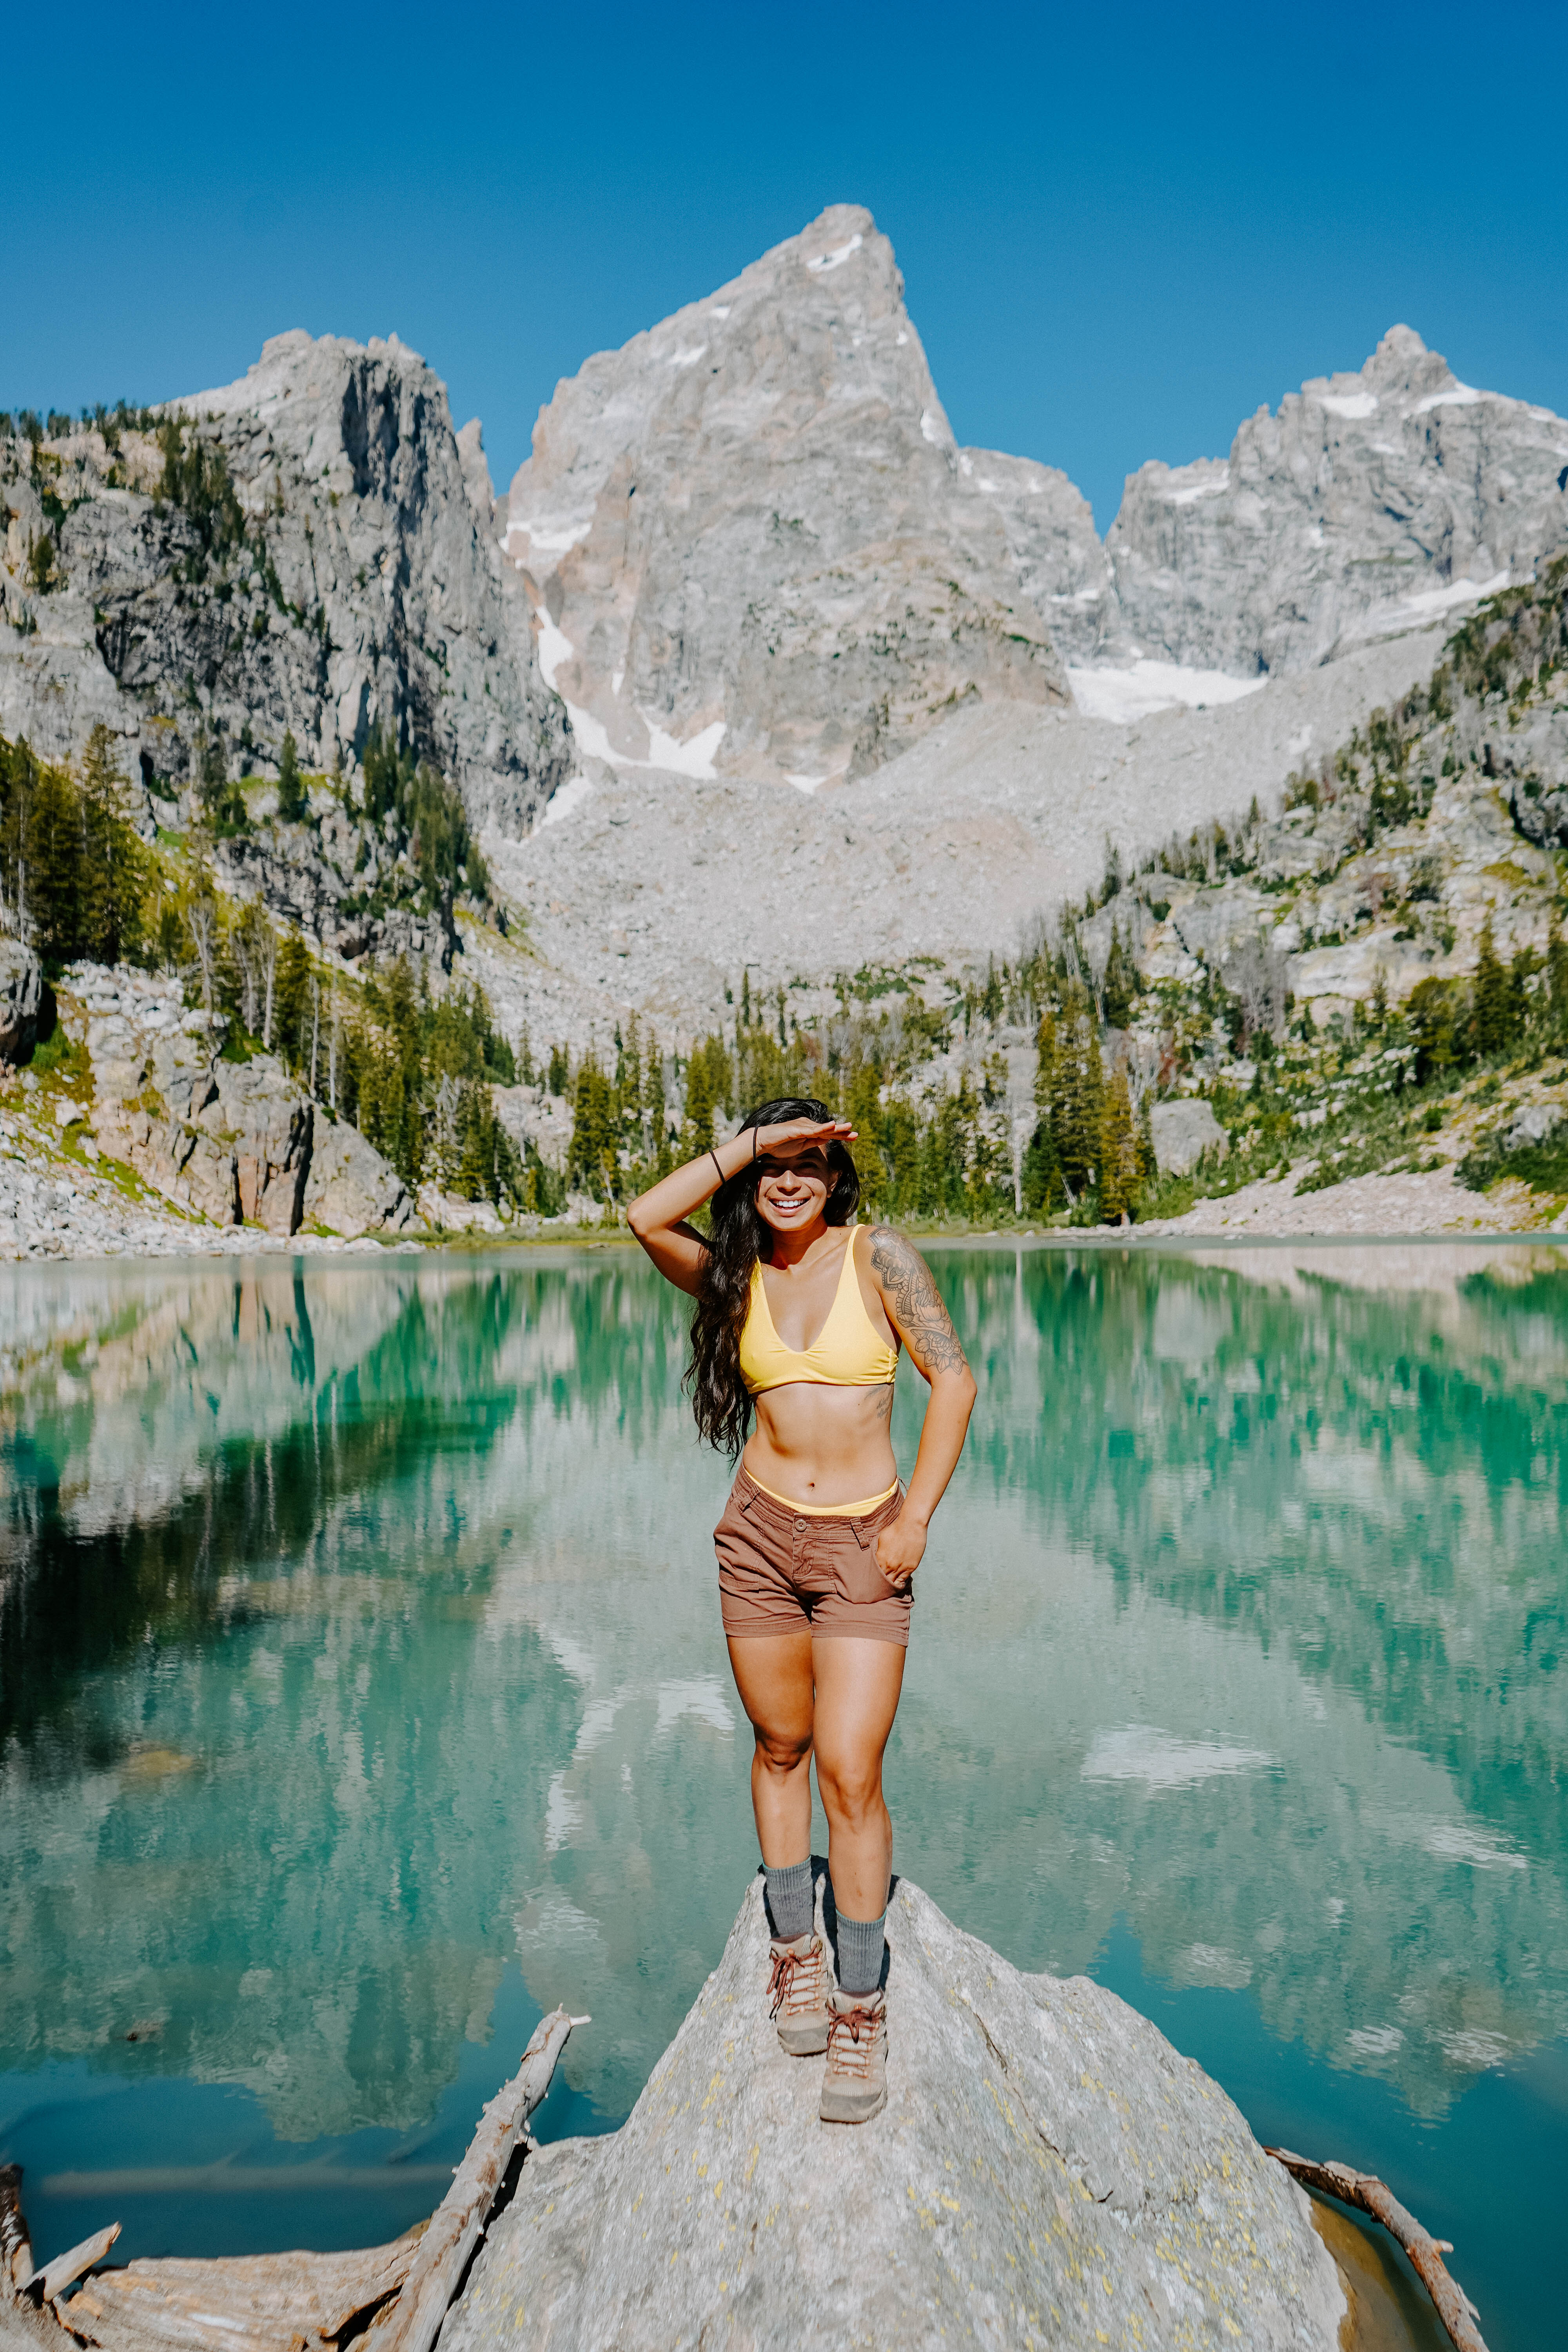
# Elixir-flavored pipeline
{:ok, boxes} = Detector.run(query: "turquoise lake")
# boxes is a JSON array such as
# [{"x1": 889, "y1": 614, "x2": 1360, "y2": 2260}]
[{"x1": 2, "y1": 1241, "x2": 1564, "y2": 2351}]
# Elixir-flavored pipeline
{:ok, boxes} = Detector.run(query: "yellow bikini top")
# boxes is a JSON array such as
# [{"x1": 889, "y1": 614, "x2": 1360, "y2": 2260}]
[{"x1": 739, "y1": 1229, "x2": 900, "y2": 1398}]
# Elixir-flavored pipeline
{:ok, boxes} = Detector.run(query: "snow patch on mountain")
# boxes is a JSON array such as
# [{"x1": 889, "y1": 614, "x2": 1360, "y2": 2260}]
[{"x1": 1068, "y1": 661, "x2": 1267, "y2": 724}]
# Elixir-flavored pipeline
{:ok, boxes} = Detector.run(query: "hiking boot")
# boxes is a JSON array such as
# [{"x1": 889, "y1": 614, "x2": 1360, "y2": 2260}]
[
  {"x1": 766, "y1": 1933, "x2": 831, "y2": 2054},
  {"x1": 819, "y1": 1985, "x2": 887, "y2": 2123}
]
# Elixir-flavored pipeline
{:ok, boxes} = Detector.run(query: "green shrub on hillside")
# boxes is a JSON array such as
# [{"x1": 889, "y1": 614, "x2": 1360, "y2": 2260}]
[
  {"x1": 361, "y1": 725, "x2": 490, "y2": 909},
  {"x1": 1458, "y1": 1121, "x2": 1568, "y2": 1200}
]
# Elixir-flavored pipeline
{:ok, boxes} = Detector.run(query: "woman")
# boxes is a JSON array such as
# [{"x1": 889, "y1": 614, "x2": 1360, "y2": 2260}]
[{"x1": 629, "y1": 1098, "x2": 976, "y2": 2123}]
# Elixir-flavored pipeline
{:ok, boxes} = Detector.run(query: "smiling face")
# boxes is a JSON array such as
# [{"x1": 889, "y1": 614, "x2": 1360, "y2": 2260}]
[{"x1": 753, "y1": 1145, "x2": 836, "y2": 1239}]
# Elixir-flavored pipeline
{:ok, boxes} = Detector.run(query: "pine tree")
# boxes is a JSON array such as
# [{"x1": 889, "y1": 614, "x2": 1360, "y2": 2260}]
[
  {"x1": 1506, "y1": 946, "x2": 1535, "y2": 1041},
  {"x1": 642, "y1": 1035, "x2": 665, "y2": 1139},
  {"x1": 275, "y1": 931, "x2": 312, "y2": 1066},
  {"x1": 1548, "y1": 919, "x2": 1568, "y2": 1036},
  {"x1": 569, "y1": 1055, "x2": 619, "y2": 1196},
  {"x1": 1028, "y1": 1006, "x2": 1065, "y2": 1207},
  {"x1": 881, "y1": 1100, "x2": 920, "y2": 1216},
  {"x1": 276, "y1": 730, "x2": 307, "y2": 822},
  {"x1": 78, "y1": 722, "x2": 146, "y2": 964},
  {"x1": 1135, "y1": 1094, "x2": 1158, "y2": 1195},
  {"x1": 681, "y1": 1038, "x2": 723, "y2": 1160},
  {"x1": 1472, "y1": 914, "x2": 1511, "y2": 1056},
  {"x1": 622, "y1": 1014, "x2": 643, "y2": 1149},
  {"x1": 1409, "y1": 978, "x2": 1459, "y2": 1081},
  {"x1": 1102, "y1": 927, "x2": 1136, "y2": 1027},
  {"x1": 1049, "y1": 1005, "x2": 1105, "y2": 1197},
  {"x1": 1099, "y1": 1062, "x2": 1137, "y2": 1223},
  {"x1": 1033, "y1": 1007, "x2": 1060, "y2": 1121},
  {"x1": 845, "y1": 1060, "x2": 886, "y2": 1210},
  {"x1": 1080, "y1": 1025, "x2": 1105, "y2": 1191},
  {"x1": 28, "y1": 760, "x2": 82, "y2": 962}
]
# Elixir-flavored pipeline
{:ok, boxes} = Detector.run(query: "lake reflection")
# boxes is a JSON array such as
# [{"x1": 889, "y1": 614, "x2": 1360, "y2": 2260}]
[{"x1": 1, "y1": 1242, "x2": 1564, "y2": 2350}]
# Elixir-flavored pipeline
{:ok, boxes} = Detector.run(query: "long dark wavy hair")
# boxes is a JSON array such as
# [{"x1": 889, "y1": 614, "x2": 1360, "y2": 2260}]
[{"x1": 687, "y1": 1096, "x2": 860, "y2": 1457}]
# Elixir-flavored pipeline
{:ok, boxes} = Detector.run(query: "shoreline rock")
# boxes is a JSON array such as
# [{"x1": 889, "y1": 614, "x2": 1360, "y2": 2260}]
[
  {"x1": 0, "y1": 942, "x2": 45, "y2": 1065},
  {"x1": 445, "y1": 1874, "x2": 1347, "y2": 2352},
  {"x1": 0, "y1": 963, "x2": 420, "y2": 1259}
]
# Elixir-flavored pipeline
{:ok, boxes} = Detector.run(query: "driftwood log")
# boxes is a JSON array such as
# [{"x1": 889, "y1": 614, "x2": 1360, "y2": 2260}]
[
  {"x1": 27, "y1": 2232, "x2": 122, "y2": 2308},
  {"x1": 61, "y1": 2237, "x2": 422, "y2": 2352},
  {"x1": 4, "y1": 2007, "x2": 580, "y2": 2352},
  {"x1": 0, "y1": 2171, "x2": 30, "y2": 2295},
  {"x1": 373, "y1": 2007, "x2": 577, "y2": 2352},
  {"x1": 1267, "y1": 2148, "x2": 1489, "y2": 2352}
]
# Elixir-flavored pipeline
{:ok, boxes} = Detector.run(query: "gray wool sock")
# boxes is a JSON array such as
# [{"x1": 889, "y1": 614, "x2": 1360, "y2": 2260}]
[
  {"x1": 764, "y1": 1858, "x2": 814, "y2": 1942},
  {"x1": 836, "y1": 1908, "x2": 887, "y2": 1996}
]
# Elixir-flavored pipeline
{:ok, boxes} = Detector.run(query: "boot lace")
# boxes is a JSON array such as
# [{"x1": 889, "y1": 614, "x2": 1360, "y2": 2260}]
[
  {"x1": 767, "y1": 1939, "x2": 825, "y2": 2020},
  {"x1": 825, "y1": 2003, "x2": 882, "y2": 2078}
]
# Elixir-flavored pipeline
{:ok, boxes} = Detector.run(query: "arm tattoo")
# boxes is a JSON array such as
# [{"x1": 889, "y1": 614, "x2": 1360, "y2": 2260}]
[{"x1": 869, "y1": 1229, "x2": 969, "y2": 1376}]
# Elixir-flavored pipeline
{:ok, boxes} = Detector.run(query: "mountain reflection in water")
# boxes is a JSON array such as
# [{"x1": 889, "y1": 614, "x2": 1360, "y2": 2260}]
[{"x1": 0, "y1": 1242, "x2": 1563, "y2": 2350}]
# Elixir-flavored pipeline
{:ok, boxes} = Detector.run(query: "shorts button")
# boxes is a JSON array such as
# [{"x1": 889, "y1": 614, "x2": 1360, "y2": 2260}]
[{"x1": 794, "y1": 1519, "x2": 805, "y2": 1532}]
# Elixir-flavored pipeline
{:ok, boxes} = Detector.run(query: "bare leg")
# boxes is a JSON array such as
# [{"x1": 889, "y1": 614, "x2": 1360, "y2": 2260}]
[
  {"x1": 726, "y1": 1633, "x2": 816, "y2": 1866},
  {"x1": 811, "y1": 1638, "x2": 906, "y2": 1920}
]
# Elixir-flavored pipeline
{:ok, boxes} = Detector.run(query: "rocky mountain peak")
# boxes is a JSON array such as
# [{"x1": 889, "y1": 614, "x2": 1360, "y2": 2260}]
[
  {"x1": 1108, "y1": 322, "x2": 1568, "y2": 679},
  {"x1": 0, "y1": 327, "x2": 571, "y2": 837},
  {"x1": 1358, "y1": 320, "x2": 1446, "y2": 396},
  {"x1": 505, "y1": 202, "x2": 1066, "y2": 791}
]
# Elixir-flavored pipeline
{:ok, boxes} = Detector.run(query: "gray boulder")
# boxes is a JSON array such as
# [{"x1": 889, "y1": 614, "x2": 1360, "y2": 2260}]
[
  {"x1": 1150, "y1": 1098, "x2": 1228, "y2": 1176},
  {"x1": 505, "y1": 203, "x2": 1068, "y2": 791},
  {"x1": 446, "y1": 1875, "x2": 1345, "y2": 2352},
  {"x1": 0, "y1": 940, "x2": 44, "y2": 1063},
  {"x1": 491, "y1": 1082, "x2": 572, "y2": 1173},
  {"x1": 207, "y1": 1056, "x2": 313, "y2": 1233},
  {"x1": 303, "y1": 1112, "x2": 414, "y2": 1236},
  {"x1": 1500, "y1": 1100, "x2": 1565, "y2": 1156}
]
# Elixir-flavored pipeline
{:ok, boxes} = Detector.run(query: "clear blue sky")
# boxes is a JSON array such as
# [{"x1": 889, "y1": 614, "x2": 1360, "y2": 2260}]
[{"x1": 7, "y1": 0, "x2": 1566, "y2": 532}]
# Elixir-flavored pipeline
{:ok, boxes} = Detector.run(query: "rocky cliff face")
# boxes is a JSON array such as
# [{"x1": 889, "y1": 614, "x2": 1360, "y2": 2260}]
[
  {"x1": 73, "y1": 965, "x2": 413, "y2": 1238},
  {"x1": 0, "y1": 333, "x2": 572, "y2": 835},
  {"x1": 505, "y1": 204, "x2": 1070, "y2": 791},
  {"x1": 1109, "y1": 325, "x2": 1568, "y2": 677}
]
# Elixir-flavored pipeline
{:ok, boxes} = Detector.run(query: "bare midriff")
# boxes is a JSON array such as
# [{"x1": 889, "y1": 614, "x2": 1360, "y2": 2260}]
[{"x1": 741, "y1": 1381, "x2": 899, "y2": 1512}]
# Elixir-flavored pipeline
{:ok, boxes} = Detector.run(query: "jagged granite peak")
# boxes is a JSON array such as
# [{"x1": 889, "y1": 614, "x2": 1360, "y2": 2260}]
[
  {"x1": 505, "y1": 203, "x2": 1069, "y2": 789},
  {"x1": 0, "y1": 330, "x2": 572, "y2": 835},
  {"x1": 1107, "y1": 324, "x2": 1568, "y2": 678}
]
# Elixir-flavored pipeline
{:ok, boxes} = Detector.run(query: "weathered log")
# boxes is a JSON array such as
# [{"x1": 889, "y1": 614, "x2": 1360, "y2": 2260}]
[
  {"x1": 64, "y1": 2237, "x2": 423, "y2": 2352},
  {"x1": 30, "y1": 2007, "x2": 576, "y2": 2352},
  {"x1": 28, "y1": 2229, "x2": 122, "y2": 2307},
  {"x1": 0, "y1": 2167, "x2": 31, "y2": 2296},
  {"x1": 1267, "y1": 2148, "x2": 1489, "y2": 2352},
  {"x1": 376, "y1": 2007, "x2": 575, "y2": 2352}
]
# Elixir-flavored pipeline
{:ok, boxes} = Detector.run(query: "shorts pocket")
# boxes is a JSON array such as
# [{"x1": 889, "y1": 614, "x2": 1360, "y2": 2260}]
[
  {"x1": 832, "y1": 1510, "x2": 902, "y2": 1605},
  {"x1": 713, "y1": 1487, "x2": 748, "y2": 1551}
]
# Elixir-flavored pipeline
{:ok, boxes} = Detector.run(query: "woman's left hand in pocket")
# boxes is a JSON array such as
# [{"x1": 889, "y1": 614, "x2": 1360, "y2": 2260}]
[{"x1": 873, "y1": 1512, "x2": 927, "y2": 1590}]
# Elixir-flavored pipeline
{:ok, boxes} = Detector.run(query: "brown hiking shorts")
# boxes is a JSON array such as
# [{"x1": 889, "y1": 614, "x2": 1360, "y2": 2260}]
[{"x1": 714, "y1": 1468, "x2": 914, "y2": 1647}]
